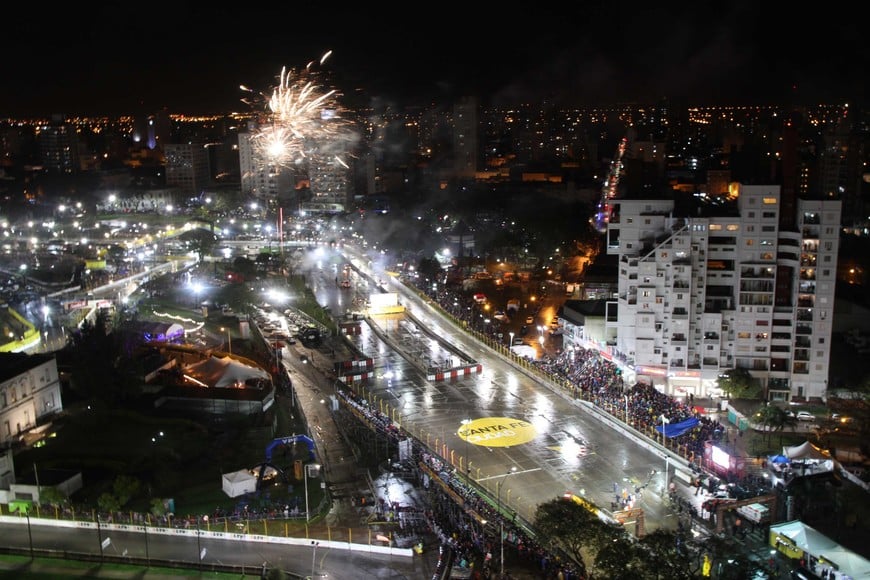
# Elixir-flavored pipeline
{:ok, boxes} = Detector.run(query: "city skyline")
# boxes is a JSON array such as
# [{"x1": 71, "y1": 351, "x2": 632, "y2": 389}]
[{"x1": 1, "y1": 3, "x2": 866, "y2": 117}]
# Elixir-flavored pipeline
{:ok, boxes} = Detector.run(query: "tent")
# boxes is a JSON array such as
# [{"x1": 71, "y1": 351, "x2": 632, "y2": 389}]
[
  {"x1": 655, "y1": 417, "x2": 701, "y2": 438},
  {"x1": 770, "y1": 520, "x2": 870, "y2": 579},
  {"x1": 783, "y1": 441, "x2": 832, "y2": 461},
  {"x1": 769, "y1": 454, "x2": 790, "y2": 464},
  {"x1": 184, "y1": 356, "x2": 270, "y2": 388},
  {"x1": 222, "y1": 469, "x2": 257, "y2": 498}
]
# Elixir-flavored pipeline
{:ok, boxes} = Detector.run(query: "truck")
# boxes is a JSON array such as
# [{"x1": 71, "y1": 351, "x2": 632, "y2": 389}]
[
  {"x1": 565, "y1": 283, "x2": 576, "y2": 296},
  {"x1": 506, "y1": 298, "x2": 520, "y2": 313}
]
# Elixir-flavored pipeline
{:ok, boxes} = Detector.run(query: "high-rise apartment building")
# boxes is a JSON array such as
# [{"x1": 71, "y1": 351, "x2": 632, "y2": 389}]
[
  {"x1": 453, "y1": 97, "x2": 479, "y2": 179},
  {"x1": 164, "y1": 142, "x2": 211, "y2": 197},
  {"x1": 37, "y1": 116, "x2": 79, "y2": 174},
  {"x1": 605, "y1": 184, "x2": 840, "y2": 403}
]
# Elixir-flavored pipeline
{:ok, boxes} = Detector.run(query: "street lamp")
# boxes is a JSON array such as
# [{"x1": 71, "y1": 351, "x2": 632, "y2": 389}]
[
  {"x1": 311, "y1": 540, "x2": 320, "y2": 579},
  {"x1": 624, "y1": 394, "x2": 630, "y2": 424},
  {"x1": 221, "y1": 326, "x2": 232, "y2": 354},
  {"x1": 508, "y1": 331, "x2": 514, "y2": 349},
  {"x1": 497, "y1": 466, "x2": 518, "y2": 577},
  {"x1": 660, "y1": 414, "x2": 670, "y2": 446},
  {"x1": 460, "y1": 419, "x2": 472, "y2": 488},
  {"x1": 304, "y1": 463, "x2": 321, "y2": 522},
  {"x1": 660, "y1": 414, "x2": 670, "y2": 493},
  {"x1": 25, "y1": 513, "x2": 33, "y2": 559}
]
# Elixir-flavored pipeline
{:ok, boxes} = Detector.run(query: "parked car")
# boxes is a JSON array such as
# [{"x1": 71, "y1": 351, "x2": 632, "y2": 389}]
[{"x1": 796, "y1": 411, "x2": 815, "y2": 422}]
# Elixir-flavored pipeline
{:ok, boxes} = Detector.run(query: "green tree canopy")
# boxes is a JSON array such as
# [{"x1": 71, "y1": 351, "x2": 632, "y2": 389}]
[
  {"x1": 716, "y1": 367, "x2": 762, "y2": 399},
  {"x1": 533, "y1": 497, "x2": 623, "y2": 577}
]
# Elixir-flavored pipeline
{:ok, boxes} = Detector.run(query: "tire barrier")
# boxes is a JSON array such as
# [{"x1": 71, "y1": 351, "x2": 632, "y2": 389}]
[{"x1": 427, "y1": 363, "x2": 483, "y2": 381}]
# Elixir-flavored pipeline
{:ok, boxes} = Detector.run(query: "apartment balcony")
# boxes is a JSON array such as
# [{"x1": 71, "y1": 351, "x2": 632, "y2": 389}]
[
  {"x1": 672, "y1": 308, "x2": 689, "y2": 319},
  {"x1": 670, "y1": 334, "x2": 688, "y2": 343},
  {"x1": 703, "y1": 332, "x2": 720, "y2": 341}
]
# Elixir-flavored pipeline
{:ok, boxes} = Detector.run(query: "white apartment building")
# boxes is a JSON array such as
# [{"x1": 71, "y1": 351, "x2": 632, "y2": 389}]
[
  {"x1": 605, "y1": 185, "x2": 840, "y2": 403},
  {"x1": 0, "y1": 353, "x2": 63, "y2": 448}
]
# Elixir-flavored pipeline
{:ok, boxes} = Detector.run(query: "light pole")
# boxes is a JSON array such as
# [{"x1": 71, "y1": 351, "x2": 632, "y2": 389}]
[
  {"x1": 25, "y1": 513, "x2": 33, "y2": 560},
  {"x1": 508, "y1": 331, "x2": 514, "y2": 349},
  {"x1": 497, "y1": 466, "x2": 518, "y2": 578},
  {"x1": 304, "y1": 463, "x2": 321, "y2": 522},
  {"x1": 624, "y1": 394, "x2": 629, "y2": 424},
  {"x1": 221, "y1": 327, "x2": 232, "y2": 354},
  {"x1": 460, "y1": 419, "x2": 472, "y2": 491},
  {"x1": 660, "y1": 414, "x2": 670, "y2": 493},
  {"x1": 660, "y1": 414, "x2": 669, "y2": 446},
  {"x1": 311, "y1": 540, "x2": 320, "y2": 579}
]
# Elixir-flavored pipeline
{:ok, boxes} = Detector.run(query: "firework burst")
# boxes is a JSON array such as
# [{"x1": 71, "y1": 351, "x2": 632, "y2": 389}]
[{"x1": 241, "y1": 50, "x2": 353, "y2": 168}]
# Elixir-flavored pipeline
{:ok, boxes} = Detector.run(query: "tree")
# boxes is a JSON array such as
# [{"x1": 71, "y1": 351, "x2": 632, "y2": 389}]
[
  {"x1": 37, "y1": 486, "x2": 68, "y2": 509},
  {"x1": 533, "y1": 497, "x2": 623, "y2": 577},
  {"x1": 716, "y1": 368, "x2": 762, "y2": 399},
  {"x1": 594, "y1": 535, "x2": 645, "y2": 579},
  {"x1": 97, "y1": 492, "x2": 121, "y2": 513},
  {"x1": 178, "y1": 227, "x2": 217, "y2": 262},
  {"x1": 112, "y1": 475, "x2": 142, "y2": 507},
  {"x1": 754, "y1": 404, "x2": 794, "y2": 444},
  {"x1": 634, "y1": 529, "x2": 702, "y2": 579}
]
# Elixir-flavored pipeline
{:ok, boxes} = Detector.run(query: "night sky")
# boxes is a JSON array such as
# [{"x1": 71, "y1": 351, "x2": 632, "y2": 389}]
[{"x1": 2, "y1": 3, "x2": 866, "y2": 117}]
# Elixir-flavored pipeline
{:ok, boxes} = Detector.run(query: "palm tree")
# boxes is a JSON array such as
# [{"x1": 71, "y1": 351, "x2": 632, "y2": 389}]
[{"x1": 755, "y1": 404, "x2": 789, "y2": 444}]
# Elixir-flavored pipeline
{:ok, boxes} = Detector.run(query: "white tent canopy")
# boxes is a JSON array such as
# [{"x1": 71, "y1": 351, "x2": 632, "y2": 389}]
[
  {"x1": 770, "y1": 520, "x2": 870, "y2": 579},
  {"x1": 222, "y1": 469, "x2": 257, "y2": 498},
  {"x1": 782, "y1": 441, "x2": 832, "y2": 460},
  {"x1": 184, "y1": 356, "x2": 270, "y2": 388}
]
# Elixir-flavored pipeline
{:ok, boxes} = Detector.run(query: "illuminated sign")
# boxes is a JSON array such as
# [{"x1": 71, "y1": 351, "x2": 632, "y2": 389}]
[{"x1": 635, "y1": 366, "x2": 668, "y2": 376}]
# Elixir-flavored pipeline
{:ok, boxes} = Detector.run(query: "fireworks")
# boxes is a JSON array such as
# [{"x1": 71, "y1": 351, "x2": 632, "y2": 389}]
[{"x1": 242, "y1": 50, "x2": 353, "y2": 169}]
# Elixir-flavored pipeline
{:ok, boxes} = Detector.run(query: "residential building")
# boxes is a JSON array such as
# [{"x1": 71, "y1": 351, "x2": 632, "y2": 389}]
[
  {"x1": 164, "y1": 141, "x2": 211, "y2": 197},
  {"x1": 37, "y1": 115, "x2": 80, "y2": 174},
  {"x1": 605, "y1": 184, "x2": 840, "y2": 403},
  {"x1": 0, "y1": 353, "x2": 63, "y2": 449}
]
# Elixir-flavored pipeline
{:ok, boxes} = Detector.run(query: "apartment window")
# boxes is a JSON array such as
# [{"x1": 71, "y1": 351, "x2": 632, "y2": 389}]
[
  {"x1": 824, "y1": 242, "x2": 833, "y2": 251},
  {"x1": 818, "y1": 337, "x2": 825, "y2": 344},
  {"x1": 762, "y1": 197, "x2": 777, "y2": 205},
  {"x1": 746, "y1": 239, "x2": 754, "y2": 246},
  {"x1": 626, "y1": 218, "x2": 633, "y2": 223},
  {"x1": 645, "y1": 219, "x2": 651, "y2": 225},
  {"x1": 763, "y1": 212, "x2": 776, "y2": 218},
  {"x1": 762, "y1": 226, "x2": 776, "y2": 232},
  {"x1": 746, "y1": 226, "x2": 755, "y2": 232},
  {"x1": 822, "y1": 269, "x2": 830, "y2": 276},
  {"x1": 823, "y1": 256, "x2": 831, "y2": 262},
  {"x1": 726, "y1": 224, "x2": 739, "y2": 231},
  {"x1": 748, "y1": 212, "x2": 755, "y2": 218}
]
